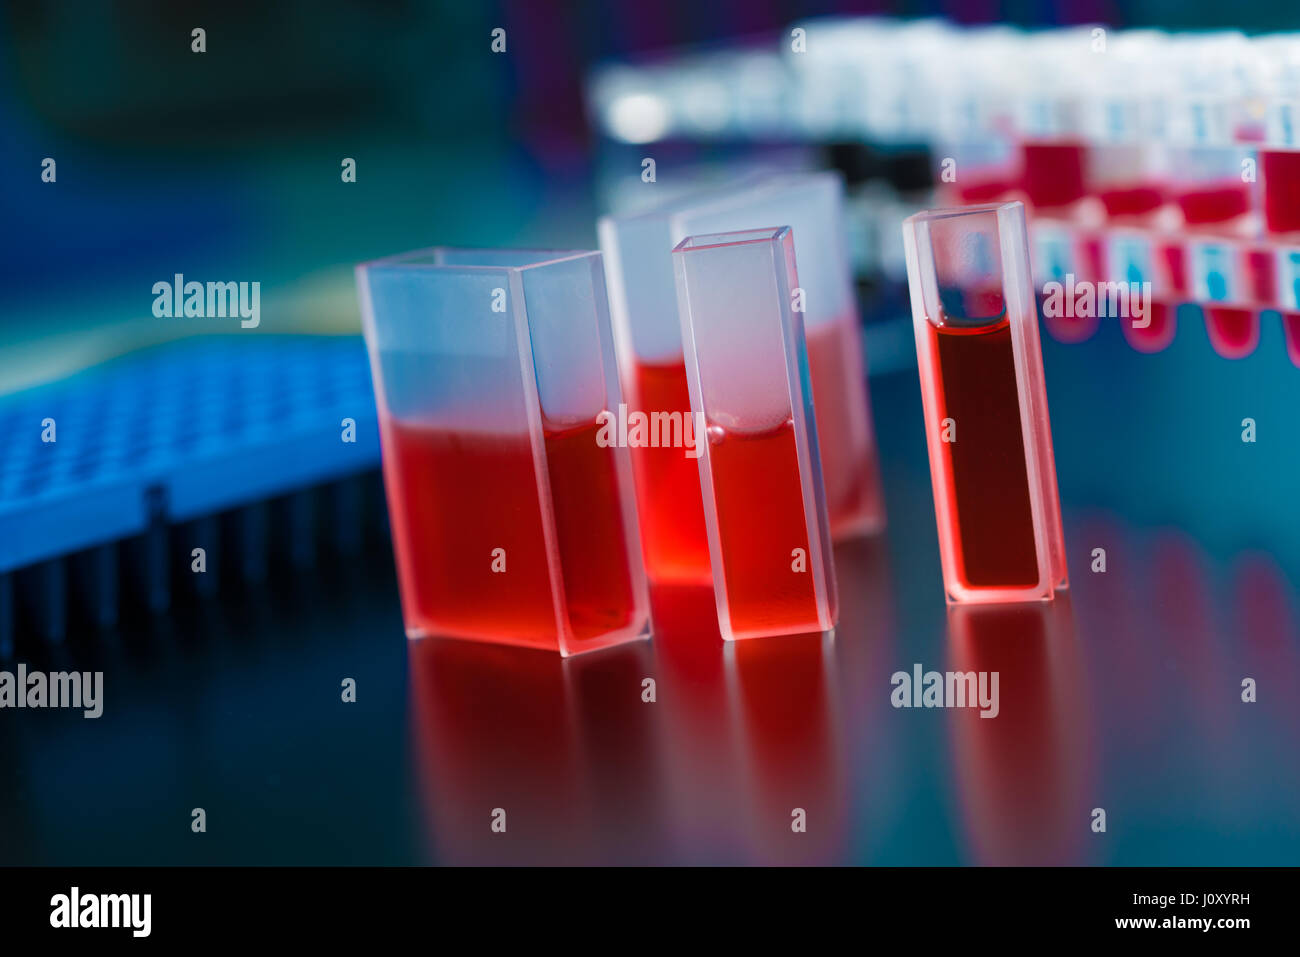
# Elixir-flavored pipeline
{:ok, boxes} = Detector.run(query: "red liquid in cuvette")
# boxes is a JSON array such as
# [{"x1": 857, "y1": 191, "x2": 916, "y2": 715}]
[
  {"x1": 631, "y1": 320, "x2": 881, "y2": 584},
  {"x1": 381, "y1": 417, "x2": 637, "y2": 648},
  {"x1": 628, "y1": 360, "x2": 713, "y2": 584},
  {"x1": 804, "y1": 318, "x2": 885, "y2": 536},
  {"x1": 931, "y1": 318, "x2": 1040, "y2": 589},
  {"x1": 543, "y1": 421, "x2": 639, "y2": 640},
  {"x1": 707, "y1": 418, "x2": 832, "y2": 638},
  {"x1": 1261, "y1": 149, "x2": 1300, "y2": 236}
]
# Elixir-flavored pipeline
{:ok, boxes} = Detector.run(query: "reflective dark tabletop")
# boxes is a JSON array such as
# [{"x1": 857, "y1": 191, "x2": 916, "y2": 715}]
[{"x1": 3, "y1": 323, "x2": 1298, "y2": 866}]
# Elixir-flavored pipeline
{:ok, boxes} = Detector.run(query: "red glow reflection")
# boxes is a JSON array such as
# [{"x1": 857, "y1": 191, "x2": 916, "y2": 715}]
[
  {"x1": 1232, "y1": 552, "x2": 1300, "y2": 730},
  {"x1": 946, "y1": 597, "x2": 1094, "y2": 865},
  {"x1": 410, "y1": 637, "x2": 667, "y2": 864},
  {"x1": 410, "y1": 571, "x2": 858, "y2": 864}
]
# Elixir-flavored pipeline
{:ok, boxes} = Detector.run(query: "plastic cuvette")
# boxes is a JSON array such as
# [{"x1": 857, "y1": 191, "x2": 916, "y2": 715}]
[
  {"x1": 672, "y1": 227, "x2": 838, "y2": 640},
  {"x1": 901, "y1": 202, "x2": 1068, "y2": 604},
  {"x1": 599, "y1": 172, "x2": 883, "y2": 587},
  {"x1": 681, "y1": 174, "x2": 885, "y2": 540},
  {"x1": 355, "y1": 247, "x2": 651, "y2": 656}
]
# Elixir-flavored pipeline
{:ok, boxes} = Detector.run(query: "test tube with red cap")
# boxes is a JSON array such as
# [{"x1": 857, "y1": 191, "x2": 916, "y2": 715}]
[
  {"x1": 1079, "y1": 30, "x2": 1170, "y2": 225},
  {"x1": 1257, "y1": 35, "x2": 1300, "y2": 240},
  {"x1": 1109, "y1": 230, "x2": 1180, "y2": 353},
  {"x1": 1011, "y1": 29, "x2": 1093, "y2": 220},
  {"x1": 1159, "y1": 33, "x2": 1266, "y2": 357},
  {"x1": 1256, "y1": 36, "x2": 1300, "y2": 362},
  {"x1": 1162, "y1": 33, "x2": 1256, "y2": 236},
  {"x1": 928, "y1": 26, "x2": 1022, "y2": 211}
]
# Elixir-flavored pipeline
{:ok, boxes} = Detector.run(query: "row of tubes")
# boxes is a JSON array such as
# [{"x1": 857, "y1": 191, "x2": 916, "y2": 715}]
[{"x1": 591, "y1": 20, "x2": 1300, "y2": 364}]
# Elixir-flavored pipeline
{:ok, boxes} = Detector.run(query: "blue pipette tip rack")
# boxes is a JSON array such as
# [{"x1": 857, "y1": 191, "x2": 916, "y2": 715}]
[{"x1": 0, "y1": 335, "x2": 383, "y2": 655}]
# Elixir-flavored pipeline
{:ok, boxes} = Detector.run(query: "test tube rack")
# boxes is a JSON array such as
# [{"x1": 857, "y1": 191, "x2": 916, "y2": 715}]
[{"x1": 586, "y1": 18, "x2": 1300, "y2": 365}]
